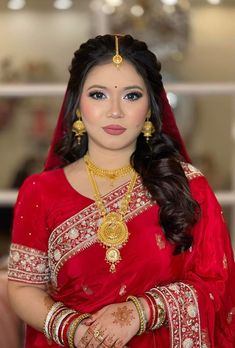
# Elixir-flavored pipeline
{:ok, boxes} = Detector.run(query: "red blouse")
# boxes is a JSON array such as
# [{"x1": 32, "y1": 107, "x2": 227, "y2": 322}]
[{"x1": 8, "y1": 163, "x2": 235, "y2": 347}]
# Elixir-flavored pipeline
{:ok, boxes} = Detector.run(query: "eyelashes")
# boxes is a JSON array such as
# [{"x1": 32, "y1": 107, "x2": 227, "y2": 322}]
[
  {"x1": 88, "y1": 90, "x2": 143, "y2": 101},
  {"x1": 124, "y1": 92, "x2": 143, "y2": 101},
  {"x1": 88, "y1": 91, "x2": 106, "y2": 100}
]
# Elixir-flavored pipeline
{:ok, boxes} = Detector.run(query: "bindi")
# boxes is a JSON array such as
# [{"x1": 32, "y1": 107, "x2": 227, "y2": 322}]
[{"x1": 115, "y1": 85, "x2": 118, "y2": 88}]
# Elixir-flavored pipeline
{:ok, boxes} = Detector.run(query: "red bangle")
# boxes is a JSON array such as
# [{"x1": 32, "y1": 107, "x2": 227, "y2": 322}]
[
  {"x1": 142, "y1": 294, "x2": 154, "y2": 330},
  {"x1": 61, "y1": 312, "x2": 79, "y2": 346},
  {"x1": 145, "y1": 292, "x2": 159, "y2": 329}
]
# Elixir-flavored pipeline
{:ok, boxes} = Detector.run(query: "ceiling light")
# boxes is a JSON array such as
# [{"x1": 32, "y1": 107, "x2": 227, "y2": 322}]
[
  {"x1": 105, "y1": 0, "x2": 123, "y2": 6},
  {"x1": 160, "y1": 0, "x2": 178, "y2": 5},
  {"x1": 8, "y1": 0, "x2": 26, "y2": 10},
  {"x1": 207, "y1": 0, "x2": 221, "y2": 4},
  {"x1": 102, "y1": 4, "x2": 115, "y2": 14},
  {"x1": 130, "y1": 5, "x2": 144, "y2": 17},
  {"x1": 53, "y1": 0, "x2": 73, "y2": 10}
]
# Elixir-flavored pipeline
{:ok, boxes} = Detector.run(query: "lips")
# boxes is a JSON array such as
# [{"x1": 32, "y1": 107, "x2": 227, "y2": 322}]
[{"x1": 102, "y1": 124, "x2": 126, "y2": 135}]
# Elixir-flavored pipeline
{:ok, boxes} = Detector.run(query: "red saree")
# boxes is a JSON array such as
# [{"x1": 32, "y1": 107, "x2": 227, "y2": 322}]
[{"x1": 8, "y1": 163, "x2": 235, "y2": 347}]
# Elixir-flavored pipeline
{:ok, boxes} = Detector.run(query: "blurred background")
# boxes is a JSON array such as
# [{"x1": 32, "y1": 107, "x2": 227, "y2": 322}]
[
  {"x1": 0, "y1": 1, "x2": 235, "y2": 346},
  {"x1": 0, "y1": 0, "x2": 235, "y2": 253}
]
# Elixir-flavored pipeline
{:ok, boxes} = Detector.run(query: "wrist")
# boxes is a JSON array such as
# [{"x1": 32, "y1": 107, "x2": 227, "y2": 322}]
[
  {"x1": 138, "y1": 297, "x2": 150, "y2": 323},
  {"x1": 126, "y1": 295, "x2": 147, "y2": 335}
]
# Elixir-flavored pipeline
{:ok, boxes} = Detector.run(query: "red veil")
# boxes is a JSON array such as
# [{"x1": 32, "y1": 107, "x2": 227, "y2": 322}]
[{"x1": 44, "y1": 87, "x2": 190, "y2": 170}]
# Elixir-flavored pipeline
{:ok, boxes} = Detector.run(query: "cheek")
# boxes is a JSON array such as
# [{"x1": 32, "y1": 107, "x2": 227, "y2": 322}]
[
  {"x1": 132, "y1": 110, "x2": 148, "y2": 128},
  {"x1": 80, "y1": 100, "x2": 99, "y2": 124}
]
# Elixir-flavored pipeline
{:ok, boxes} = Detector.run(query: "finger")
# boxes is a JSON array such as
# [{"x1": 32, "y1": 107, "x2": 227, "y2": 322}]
[
  {"x1": 83, "y1": 316, "x2": 96, "y2": 326},
  {"x1": 112, "y1": 339, "x2": 125, "y2": 348},
  {"x1": 102, "y1": 335, "x2": 116, "y2": 347},
  {"x1": 91, "y1": 327, "x2": 109, "y2": 348},
  {"x1": 77, "y1": 326, "x2": 94, "y2": 347}
]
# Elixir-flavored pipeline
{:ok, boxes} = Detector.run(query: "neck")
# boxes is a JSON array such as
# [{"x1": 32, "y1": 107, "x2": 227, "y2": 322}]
[{"x1": 86, "y1": 147, "x2": 134, "y2": 170}]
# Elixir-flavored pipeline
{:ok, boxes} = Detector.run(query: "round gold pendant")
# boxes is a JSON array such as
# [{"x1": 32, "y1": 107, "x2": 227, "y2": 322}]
[
  {"x1": 97, "y1": 212, "x2": 128, "y2": 247},
  {"x1": 112, "y1": 54, "x2": 122, "y2": 66},
  {"x1": 106, "y1": 248, "x2": 121, "y2": 273},
  {"x1": 106, "y1": 247, "x2": 120, "y2": 264}
]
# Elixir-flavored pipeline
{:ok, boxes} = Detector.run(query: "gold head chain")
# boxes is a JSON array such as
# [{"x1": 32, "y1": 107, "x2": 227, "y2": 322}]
[{"x1": 112, "y1": 34, "x2": 123, "y2": 68}]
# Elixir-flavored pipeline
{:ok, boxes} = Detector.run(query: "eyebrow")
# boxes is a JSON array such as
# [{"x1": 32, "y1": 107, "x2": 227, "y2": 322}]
[{"x1": 87, "y1": 84, "x2": 144, "y2": 91}]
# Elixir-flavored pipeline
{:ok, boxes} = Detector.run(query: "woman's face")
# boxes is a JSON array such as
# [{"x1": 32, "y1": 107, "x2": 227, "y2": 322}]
[{"x1": 79, "y1": 60, "x2": 149, "y2": 154}]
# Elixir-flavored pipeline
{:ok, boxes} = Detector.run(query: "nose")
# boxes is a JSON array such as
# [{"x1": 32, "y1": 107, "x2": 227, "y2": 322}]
[{"x1": 108, "y1": 98, "x2": 124, "y2": 118}]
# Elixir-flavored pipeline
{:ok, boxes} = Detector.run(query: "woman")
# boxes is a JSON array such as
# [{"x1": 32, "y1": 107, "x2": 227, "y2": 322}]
[{"x1": 8, "y1": 34, "x2": 235, "y2": 347}]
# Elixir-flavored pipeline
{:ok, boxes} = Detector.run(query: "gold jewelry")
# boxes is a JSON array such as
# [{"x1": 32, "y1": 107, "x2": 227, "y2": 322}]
[
  {"x1": 93, "y1": 329, "x2": 105, "y2": 342},
  {"x1": 112, "y1": 35, "x2": 123, "y2": 68},
  {"x1": 84, "y1": 153, "x2": 133, "y2": 185},
  {"x1": 142, "y1": 110, "x2": 155, "y2": 142},
  {"x1": 85, "y1": 157, "x2": 138, "y2": 273},
  {"x1": 43, "y1": 302, "x2": 65, "y2": 340},
  {"x1": 72, "y1": 109, "x2": 86, "y2": 144},
  {"x1": 146, "y1": 289, "x2": 166, "y2": 330},
  {"x1": 67, "y1": 313, "x2": 91, "y2": 348},
  {"x1": 126, "y1": 296, "x2": 147, "y2": 335}
]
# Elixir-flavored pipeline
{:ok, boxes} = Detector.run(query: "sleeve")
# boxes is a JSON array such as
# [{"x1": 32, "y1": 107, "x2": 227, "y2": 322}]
[
  {"x1": 8, "y1": 174, "x2": 50, "y2": 285},
  {"x1": 153, "y1": 176, "x2": 235, "y2": 347}
]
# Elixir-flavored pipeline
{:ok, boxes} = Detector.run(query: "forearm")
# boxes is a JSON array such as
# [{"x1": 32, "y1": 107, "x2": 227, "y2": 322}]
[{"x1": 8, "y1": 280, "x2": 53, "y2": 332}]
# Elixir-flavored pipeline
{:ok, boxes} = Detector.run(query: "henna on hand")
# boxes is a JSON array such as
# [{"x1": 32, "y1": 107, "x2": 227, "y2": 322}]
[{"x1": 111, "y1": 305, "x2": 134, "y2": 327}]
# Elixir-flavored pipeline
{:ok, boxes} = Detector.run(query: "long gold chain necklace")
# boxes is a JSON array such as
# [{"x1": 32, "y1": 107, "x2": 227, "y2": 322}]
[
  {"x1": 85, "y1": 157, "x2": 138, "y2": 273},
  {"x1": 84, "y1": 154, "x2": 133, "y2": 186}
]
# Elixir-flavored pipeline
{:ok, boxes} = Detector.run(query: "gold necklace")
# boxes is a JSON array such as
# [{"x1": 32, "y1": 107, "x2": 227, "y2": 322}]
[
  {"x1": 84, "y1": 154, "x2": 133, "y2": 185},
  {"x1": 85, "y1": 162, "x2": 138, "y2": 273}
]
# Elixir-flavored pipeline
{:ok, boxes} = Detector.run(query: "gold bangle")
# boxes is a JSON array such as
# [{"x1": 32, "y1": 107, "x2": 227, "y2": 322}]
[
  {"x1": 148, "y1": 290, "x2": 166, "y2": 330},
  {"x1": 126, "y1": 295, "x2": 147, "y2": 335},
  {"x1": 67, "y1": 313, "x2": 91, "y2": 348}
]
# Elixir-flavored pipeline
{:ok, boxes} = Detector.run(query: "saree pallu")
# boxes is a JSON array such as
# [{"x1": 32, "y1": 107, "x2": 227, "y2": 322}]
[{"x1": 8, "y1": 164, "x2": 235, "y2": 347}]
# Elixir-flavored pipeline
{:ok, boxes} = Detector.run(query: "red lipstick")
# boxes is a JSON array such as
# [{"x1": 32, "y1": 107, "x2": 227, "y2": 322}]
[{"x1": 102, "y1": 124, "x2": 126, "y2": 135}]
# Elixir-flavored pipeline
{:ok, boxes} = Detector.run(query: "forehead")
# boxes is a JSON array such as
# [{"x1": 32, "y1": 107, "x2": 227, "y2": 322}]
[{"x1": 82, "y1": 60, "x2": 146, "y2": 88}]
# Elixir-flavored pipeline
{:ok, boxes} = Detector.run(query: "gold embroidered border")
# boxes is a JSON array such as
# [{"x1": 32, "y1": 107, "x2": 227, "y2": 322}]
[
  {"x1": 48, "y1": 177, "x2": 153, "y2": 287},
  {"x1": 8, "y1": 243, "x2": 50, "y2": 284},
  {"x1": 181, "y1": 162, "x2": 203, "y2": 181},
  {"x1": 155, "y1": 282, "x2": 202, "y2": 347}
]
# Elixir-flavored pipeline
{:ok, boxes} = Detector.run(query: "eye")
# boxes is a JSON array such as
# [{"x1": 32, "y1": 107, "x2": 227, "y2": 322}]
[
  {"x1": 88, "y1": 91, "x2": 106, "y2": 100},
  {"x1": 124, "y1": 92, "x2": 143, "y2": 101}
]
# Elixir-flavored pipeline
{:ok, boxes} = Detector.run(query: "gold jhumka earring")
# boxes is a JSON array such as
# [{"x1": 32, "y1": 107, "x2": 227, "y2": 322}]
[
  {"x1": 142, "y1": 110, "x2": 155, "y2": 143},
  {"x1": 72, "y1": 109, "x2": 86, "y2": 144},
  {"x1": 112, "y1": 35, "x2": 123, "y2": 68}
]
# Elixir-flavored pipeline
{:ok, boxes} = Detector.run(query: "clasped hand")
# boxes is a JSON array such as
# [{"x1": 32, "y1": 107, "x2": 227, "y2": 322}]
[{"x1": 74, "y1": 301, "x2": 140, "y2": 347}]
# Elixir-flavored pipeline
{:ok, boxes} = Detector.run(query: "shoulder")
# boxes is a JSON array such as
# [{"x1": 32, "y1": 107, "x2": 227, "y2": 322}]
[
  {"x1": 180, "y1": 162, "x2": 203, "y2": 181},
  {"x1": 181, "y1": 162, "x2": 220, "y2": 209},
  {"x1": 18, "y1": 168, "x2": 64, "y2": 198},
  {"x1": 22, "y1": 168, "x2": 63, "y2": 185}
]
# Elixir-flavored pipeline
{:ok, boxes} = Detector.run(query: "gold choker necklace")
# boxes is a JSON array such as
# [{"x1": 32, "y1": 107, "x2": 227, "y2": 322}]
[
  {"x1": 85, "y1": 161, "x2": 138, "y2": 273},
  {"x1": 84, "y1": 154, "x2": 133, "y2": 184}
]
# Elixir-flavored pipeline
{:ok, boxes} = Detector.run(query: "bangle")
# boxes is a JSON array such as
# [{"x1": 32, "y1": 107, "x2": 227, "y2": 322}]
[
  {"x1": 126, "y1": 295, "x2": 147, "y2": 335},
  {"x1": 67, "y1": 313, "x2": 91, "y2": 348},
  {"x1": 61, "y1": 312, "x2": 79, "y2": 346},
  {"x1": 43, "y1": 302, "x2": 65, "y2": 340},
  {"x1": 142, "y1": 294, "x2": 154, "y2": 330},
  {"x1": 53, "y1": 308, "x2": 77, "y2": 346},
  {"x1": 147, "y1": 289, "x2": 166, "y2": 330}
]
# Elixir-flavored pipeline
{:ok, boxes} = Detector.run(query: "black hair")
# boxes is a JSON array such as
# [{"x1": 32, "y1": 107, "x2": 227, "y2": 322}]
[{"x1": 55, "y1": 34, "x2": 200, "y2": 254}]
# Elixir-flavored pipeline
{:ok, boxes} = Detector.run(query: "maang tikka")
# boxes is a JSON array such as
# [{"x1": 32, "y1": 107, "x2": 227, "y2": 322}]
[
  {"x1": 142, "y1": 110, "x2": 155, "y2": 142},
  {"x1": 112, "y1": 35, "x2": 123, "y2": 68},
  {"x1": 72, "y1": 109, "x2": 86, "y2": 144}
]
